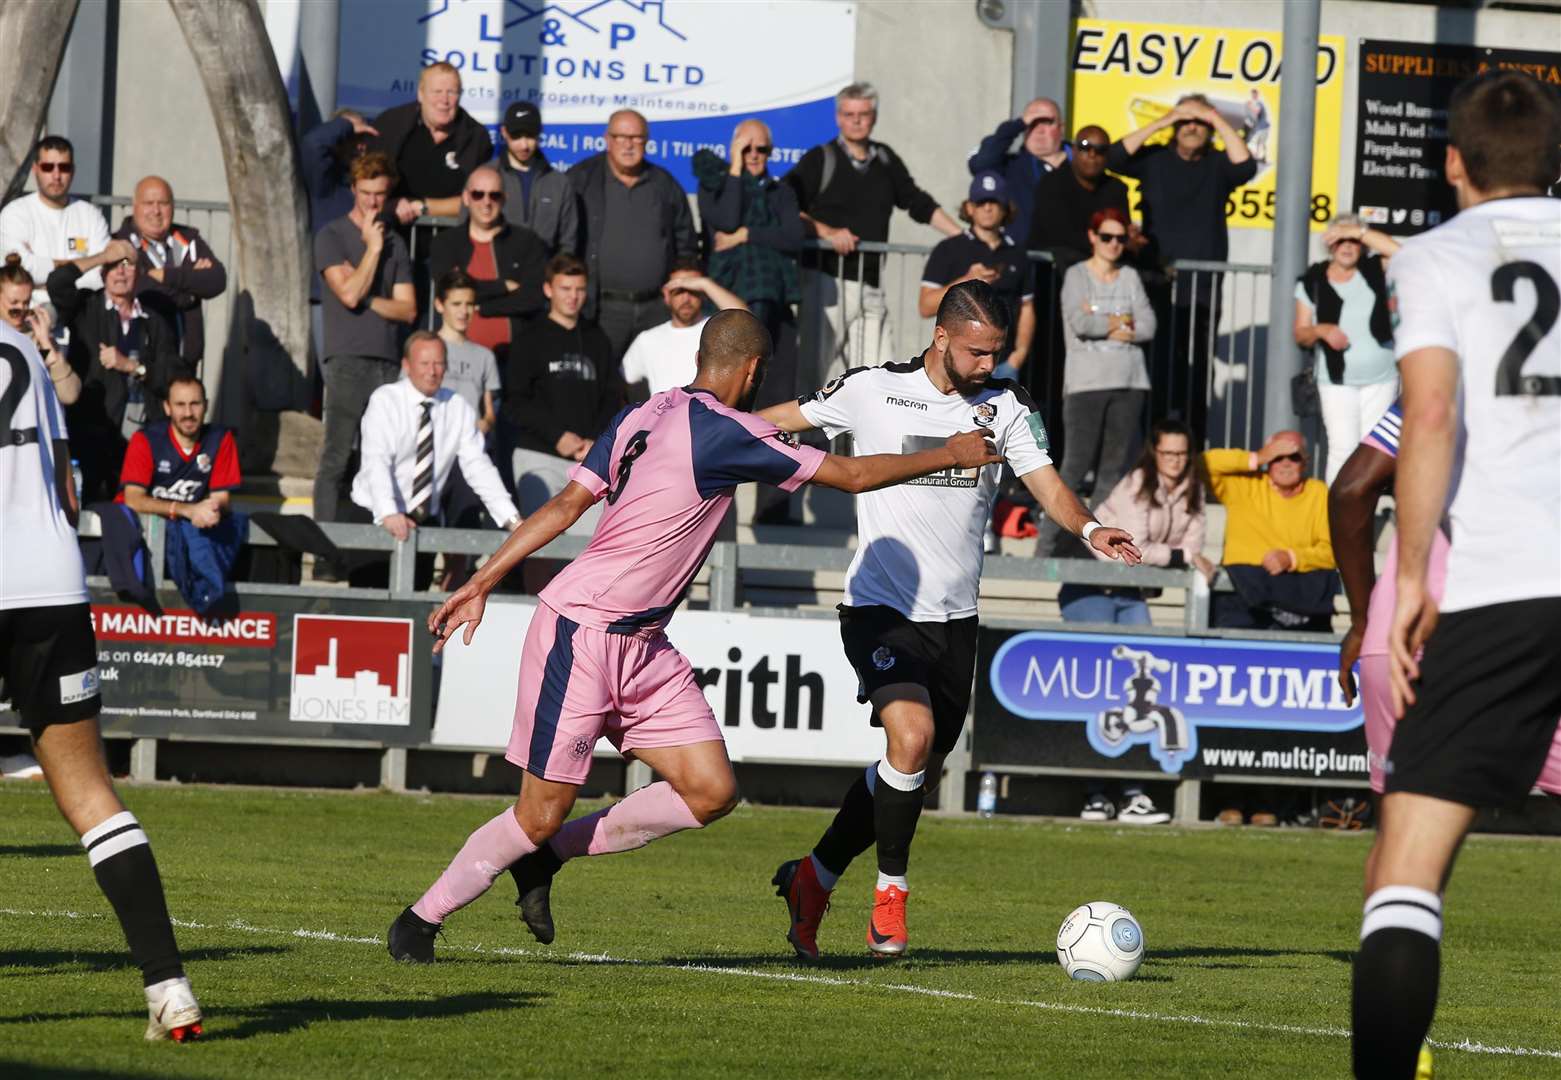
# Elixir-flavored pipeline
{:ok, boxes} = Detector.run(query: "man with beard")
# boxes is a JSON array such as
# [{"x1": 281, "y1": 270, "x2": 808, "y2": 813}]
[
  {"x1": 116, "y1": 375, "x2": 238, "y2": 529},
  {"x1": 764, "y1": 280, "x2": 1141, "y2": 959},
  {"x1": 387, "y1": 309, "x2": 1003, "y2": 962}
]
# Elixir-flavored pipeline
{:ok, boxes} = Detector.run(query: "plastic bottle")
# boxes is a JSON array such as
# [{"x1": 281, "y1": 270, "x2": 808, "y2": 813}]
[
  {"x1": 977, "y1": 771, "x2": 998, "y2": 818},
  {"x1": 70, "y1": 458, "x2": 83, "y2": 502}
]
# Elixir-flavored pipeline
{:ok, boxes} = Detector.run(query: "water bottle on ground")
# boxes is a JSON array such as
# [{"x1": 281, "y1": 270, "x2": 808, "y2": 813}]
[{"x1": 977, "y1": 771, "x2": 998, "y2": 818}]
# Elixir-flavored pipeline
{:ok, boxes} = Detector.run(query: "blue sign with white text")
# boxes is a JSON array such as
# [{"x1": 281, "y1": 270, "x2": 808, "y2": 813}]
[{"x1": 987, "y1": 633, "x2": 1363, "y2": 774}]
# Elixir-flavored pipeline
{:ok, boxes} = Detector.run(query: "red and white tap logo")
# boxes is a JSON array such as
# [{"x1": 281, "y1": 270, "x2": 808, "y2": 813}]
[{"x1": 290, "y1": 615, "x2": 413, "y2": 726}]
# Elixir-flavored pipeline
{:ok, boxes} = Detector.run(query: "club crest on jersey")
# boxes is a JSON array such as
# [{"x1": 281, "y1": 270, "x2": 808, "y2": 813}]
[
  {"x1": 196, "y1": 453, "x2": 212, "y2": 473},
  {"x1": 972, "y1": 402, "x2": 998, "y2": 427},
  {"x1": 772, "y1": 430, "x2": 800, "y2": 448},
  {"x1": 871, "y1": 646, "x2": 895, "y2": 671},
  {"x1": 815, "y1": 374, "x2": 846, "y2": 400}
]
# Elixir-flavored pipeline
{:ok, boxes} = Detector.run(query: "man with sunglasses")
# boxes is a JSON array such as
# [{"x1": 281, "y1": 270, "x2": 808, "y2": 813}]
[
  {"x1": 428, "y1": 164, "x2": 548, "y2": 370},
  {"x1": 1204, "y1": 430, "x2": 1337, "y2": 633},
  {"x1": 0, "y1": 135, "x2": 113, "y2": 301},
  {"x1": 1025, "y1": 125, "x2": 1130, "y2": 266},
  {"x1": 967, "y1": 97, "x2": 1071, "y2": 246}
]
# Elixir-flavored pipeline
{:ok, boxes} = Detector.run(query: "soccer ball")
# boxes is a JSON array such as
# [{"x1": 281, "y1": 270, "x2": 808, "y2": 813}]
[{"x1": 1056, "y1": 901, "x2": 1144, "y2": 982}]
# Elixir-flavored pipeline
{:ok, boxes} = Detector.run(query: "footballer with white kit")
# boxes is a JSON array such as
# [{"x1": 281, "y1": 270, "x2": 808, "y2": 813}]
[
  {"x1": 0, "y1": 323, "x2": 202, "y2": 1041},
  {"x1": 761, "y1": 280, "x2": 1141, "y2": 960},
  {"x1": 1350, "y1": 70, "x2": 1561, "y2": 1080}
]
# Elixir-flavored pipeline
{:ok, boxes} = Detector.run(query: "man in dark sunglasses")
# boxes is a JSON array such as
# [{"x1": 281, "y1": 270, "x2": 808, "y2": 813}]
[
  {"x1": 0, "y1": 134, "x2": 113, "y2": 298},
  {"x1": 428, "y1": 164, "x2": 548, "y2": 370},
  {"x1": 1204, "y1": 429, "x2": 1338, "y2": 633},
  {"x1": 1026, "y1": 124, "x2": 1130, "y2": 265},
  {"x1": 967, "y1": 96, "x2": 1070, "y2": 245}
]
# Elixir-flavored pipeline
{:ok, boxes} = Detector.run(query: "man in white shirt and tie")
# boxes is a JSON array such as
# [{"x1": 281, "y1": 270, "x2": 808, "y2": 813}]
[{"x1": 348, "y1": 331, "x2": 521, "y2": 585}]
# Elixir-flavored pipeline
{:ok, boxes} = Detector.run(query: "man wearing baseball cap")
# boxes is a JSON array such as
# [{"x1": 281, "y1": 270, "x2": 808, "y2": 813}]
[
  {"x1": 498, "y1": 101, "x2": 579, "y2": 256},
  {"x1": 917, "y1": 171, "x2": 1034, "y2": 382}
]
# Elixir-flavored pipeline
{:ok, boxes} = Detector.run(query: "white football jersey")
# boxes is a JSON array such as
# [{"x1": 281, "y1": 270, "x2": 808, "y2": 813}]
[
  {"x1": 799, "y1": 355, "x2": 1053, "y2": 621},
  {"x1": 0, "y1": 323, "x2": 87, "y2": 611},
  {"x1": 1388, "y1": 196, "x2": 1561, "y2": 612}
]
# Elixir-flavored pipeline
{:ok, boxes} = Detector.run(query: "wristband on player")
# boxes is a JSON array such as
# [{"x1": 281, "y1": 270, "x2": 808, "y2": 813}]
[{"x1": 1081, "y1": 520, "x2": 1102, "y2": 542}]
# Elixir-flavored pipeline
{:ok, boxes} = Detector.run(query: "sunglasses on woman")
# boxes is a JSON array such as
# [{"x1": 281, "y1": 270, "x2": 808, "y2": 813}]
[
  {"x1": 743, "y1": 145, "x2": 773, "y2": 156},
  {"x1": 1096, "y1": 231, "x2": 1127, "y2": 245}
]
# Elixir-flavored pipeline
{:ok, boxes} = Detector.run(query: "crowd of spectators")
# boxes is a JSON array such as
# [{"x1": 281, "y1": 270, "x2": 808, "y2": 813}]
[{"x1": 9, "y1": 67, "x2": 1375, "y2": 655}]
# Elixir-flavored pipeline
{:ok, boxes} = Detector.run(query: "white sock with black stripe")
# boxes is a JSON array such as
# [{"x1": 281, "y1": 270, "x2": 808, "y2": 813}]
[
  {"x1": 81, "y1": 810, "x2": 186, "y2": 986},
  {"x1": 1352, "y1": 885, "x2": 1442, "y2": 1078}
]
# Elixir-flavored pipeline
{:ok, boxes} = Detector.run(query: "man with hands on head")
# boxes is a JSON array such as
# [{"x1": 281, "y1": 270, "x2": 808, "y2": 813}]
[{"x1": 621, "y1": 258, "x2": 747, "y2": 397}]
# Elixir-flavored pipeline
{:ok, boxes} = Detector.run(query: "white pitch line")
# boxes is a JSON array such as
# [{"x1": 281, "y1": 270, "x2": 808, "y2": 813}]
[{"x1": 2, "y1": 907, "x2": 1557, "y2": 1061}]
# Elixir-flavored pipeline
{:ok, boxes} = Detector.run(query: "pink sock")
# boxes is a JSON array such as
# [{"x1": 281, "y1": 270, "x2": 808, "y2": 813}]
[
  {"x1": 412, "y1": 807, "x2": 537, "y2": 924},
  {"x1": 548, "y1": 781, "x2": 702, "y2": 861}
]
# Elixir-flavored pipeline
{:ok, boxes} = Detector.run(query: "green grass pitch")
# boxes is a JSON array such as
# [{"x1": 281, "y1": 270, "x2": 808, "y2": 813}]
[{"x1": 2, "y1": 782, "x2": 1558, "y2": 1078}]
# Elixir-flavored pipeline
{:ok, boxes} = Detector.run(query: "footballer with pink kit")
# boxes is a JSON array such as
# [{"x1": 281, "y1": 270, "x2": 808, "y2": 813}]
[
  {"x1": 387, "y1": 309, "x2": 1001, "y2": 962},
  {"x1": 1331, "y1": 399, "x2": 1561, "y2": 797}
]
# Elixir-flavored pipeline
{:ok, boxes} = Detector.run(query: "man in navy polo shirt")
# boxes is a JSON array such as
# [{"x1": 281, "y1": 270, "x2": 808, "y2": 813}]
[{"x1": 117, "y1": 375, "x2": 239, "y2": 529}]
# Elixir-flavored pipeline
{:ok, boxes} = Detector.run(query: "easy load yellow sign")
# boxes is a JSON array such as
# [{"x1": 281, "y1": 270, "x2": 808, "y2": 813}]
[{"x1": 1070, "y1": 19, "x2": 1346, "y2": 232}]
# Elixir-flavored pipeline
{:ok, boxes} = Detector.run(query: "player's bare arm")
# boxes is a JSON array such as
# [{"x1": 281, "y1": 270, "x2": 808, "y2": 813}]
[
  {"x1": 810, "y1": 429, "x2": 1001, "y2": 494},
  {"x1": 1389, "y1": 346, "x2": 1459, "y2": 715},
  {"x1": 1330, "y1": 443, "x2": 1395, "y2": 704},
  {"x1": 1021, "y1": 465, "x2": 1142, "y2": 563},
  {"x1": 428, "y1": 483, "x2": 593, "y2": 651},
  {"x1": 757, "y1": 399, "x2": 816, "y2": 433}
]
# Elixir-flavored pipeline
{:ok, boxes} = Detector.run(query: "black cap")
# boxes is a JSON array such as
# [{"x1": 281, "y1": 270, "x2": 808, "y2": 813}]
[{"x1": 503, "y1": 102, "x2": 542, "y2": 137}]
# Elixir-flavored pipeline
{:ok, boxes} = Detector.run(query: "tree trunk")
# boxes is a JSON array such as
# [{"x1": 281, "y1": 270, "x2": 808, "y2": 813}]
[
  {"x1": 0, "y1": 0, "x2": 80, "y2": 201},
  {"x1": 167, "y1": 0, "x2": 320, "y2": 477}
]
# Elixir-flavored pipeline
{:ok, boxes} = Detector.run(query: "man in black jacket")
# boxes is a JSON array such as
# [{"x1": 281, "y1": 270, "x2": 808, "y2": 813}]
[
  {"x1": 503, "y1": 253, "x2": 622, "y2": 537},
  {"x1": 112, "y1": 176, "x2": 227, "y2": 368},
  {"x1": 568, "y1": 109, "x2": 696, "y2": 361},
  {"x1": 428, "y1": 165, "x2": 547, "y2": 368},
  {"x1": 369, "y1": 62, "x2": 493, "y2": 225},
  {"x1": 497, "y1": 102, "x2": 577, "y2": 256},
  {"x1": 785, "y1": 82, "x2": 959, "y2": 383},
  {"x1": 47, "y1": 238, "x2": 187, "y2": 502}
]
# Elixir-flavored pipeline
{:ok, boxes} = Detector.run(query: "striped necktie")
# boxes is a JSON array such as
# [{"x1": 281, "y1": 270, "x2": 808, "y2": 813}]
[{"x1": 408, "y1": 399, "x2": 434, "y2": 522}]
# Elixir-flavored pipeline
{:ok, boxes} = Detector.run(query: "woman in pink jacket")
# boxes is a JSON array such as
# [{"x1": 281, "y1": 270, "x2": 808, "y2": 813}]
[{"x1": 1059, "y1": 418, "x2": 1215, "y2": 624}]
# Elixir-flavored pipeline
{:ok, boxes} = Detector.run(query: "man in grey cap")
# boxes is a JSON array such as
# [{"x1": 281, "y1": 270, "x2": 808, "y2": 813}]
[{"x1": 498, "y1": 101, "x2": 579, "y2": 256}]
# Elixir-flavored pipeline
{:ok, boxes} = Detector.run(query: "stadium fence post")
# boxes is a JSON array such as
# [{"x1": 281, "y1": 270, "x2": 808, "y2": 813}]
[
  {"x1": 1173, "y1": 778, "x2": 1202, "y2": 824},
  {"x1": 707, "y1": 541, "x2": 737, "y2": 612},
  {"x1": 144, "y1": 513, "x2": 167, "y2": 588},
  {"x1": 379, "y1": 746, "x2": 407, "y2": 792},
  {"x1": 389, "y1": 532, "x2": 417, "y2": 596},
  {"x1": 130, "y1": 738, "x2": 157, "y2": 783}
]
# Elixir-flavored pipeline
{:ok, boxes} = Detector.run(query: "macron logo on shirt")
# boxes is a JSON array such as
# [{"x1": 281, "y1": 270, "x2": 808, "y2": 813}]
[{"x1": 885, "y1": 395, "x2": 928, "y2": 411}]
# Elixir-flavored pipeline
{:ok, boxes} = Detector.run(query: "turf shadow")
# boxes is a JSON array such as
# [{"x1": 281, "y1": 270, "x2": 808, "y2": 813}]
[
  {"x1": 0, "y1": 944, "x2": 290, "y2": 976},
  {"x1": 0, "y1": 1060, "x2": 157, "y2": 1079},
  {"x1": 0, "y1": 843, "x2": 82, "y2": 857},
  {"x1": 1149, "y1": 945, "x2": 1355, "y2": 965},
  {"x1": 216, "y1": 990, "x2": 547, "y2": 1040},
  {"x1": 661, "y1": 949, "x2": 1069, "y2": 971}
]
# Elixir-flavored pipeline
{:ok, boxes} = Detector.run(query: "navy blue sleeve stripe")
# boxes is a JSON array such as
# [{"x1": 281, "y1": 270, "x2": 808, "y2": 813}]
[
  {"x1": 687, "y1": 398, "x2": 802, "y2": 498},
  {"x1": 579, "y1": 402, "x2": 637, "y2": 486}
]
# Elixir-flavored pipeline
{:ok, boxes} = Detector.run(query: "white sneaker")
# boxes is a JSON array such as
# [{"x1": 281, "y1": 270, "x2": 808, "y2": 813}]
[
  {"x1": 144, "y1": 976, "x2": 203, "y2": 1042},
  {"x1": 1118, "y1": 793, "x2": 1171, "y2": 825},
  {"x1": 1080, "y1": 794, "x2": 1116, "y2": 821},
  {"x1": 0, "y1": 752, "x2": 43, "y2": 779}
]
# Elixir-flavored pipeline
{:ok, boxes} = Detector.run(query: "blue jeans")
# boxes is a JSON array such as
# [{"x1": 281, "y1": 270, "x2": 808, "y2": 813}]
[{"x1": 1058, "y1": 585, "x2": 1151, "y2": 625}]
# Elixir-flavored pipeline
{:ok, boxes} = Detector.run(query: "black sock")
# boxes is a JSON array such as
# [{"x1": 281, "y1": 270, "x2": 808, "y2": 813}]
[
  {"x1": 873, "y1": 766, "x2": 925, "y2": 879},
  {"x1": 1352, "y1": 887, "x2": 1442, "y2": 1079},
  {"x1": 811, "y1": 771, "x2": 876, "y2": 878},
  {"x1": 83, "y1": 812, "x2": 185, "y2": 987}
]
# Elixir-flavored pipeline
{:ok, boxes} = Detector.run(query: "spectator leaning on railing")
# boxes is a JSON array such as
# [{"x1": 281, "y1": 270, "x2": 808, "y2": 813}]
[
  {"x1": 1036, "y1": 208, "x2": 1155, "y2": 558},
  {"x1": 1294, "y1": 213, "x2": 1401, "y2": 484},
  {"x1": 967, "y1": 97, "x2": 1071, "y2": 247},
  {"x1": 0, "y1": 135, "x2": 112, "y2": 299},
  {"x1": 112, "y1": 176, "x2": 227, "y2": 368},
  {"x1": 692, "y1": 119, "x2": 803, "y2": 354},
  {"x1": 569, "y1": 109, "x2": 697, "y2": 361},
  {"x1": 116, "y1": 374, "x2": 238, "y2": 530},
  {"x1": 427, "y1": 164, "x2": 548, "y2": 369},
  {"x1": 313, "y1": 152, "x2": 417, "y2": 535},
  {"x1": 786, "y1": 82, "x2": 960, "y2": 381},
  {"x1": 368, "y1": 62, "x2": 493, "y2": 226},
  {"x1": 1205, "y1": 430, "x2": 1337, "y2": 632},
  {"x1": 1063, "y1": 417, "x2": 1214, "y2": 625},
  {"x1": 1, "y1": 257, "x2": 78, "y2": 404},
  {"x1": 497, "y1": 102, "x2": 578, "y2": 258},
  {"x1": 918, "y1": 172, "x2": 1034, "y2": 382},
  {"x1": 47, "y1": 237, "x2": 185, "y2": 503}
]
